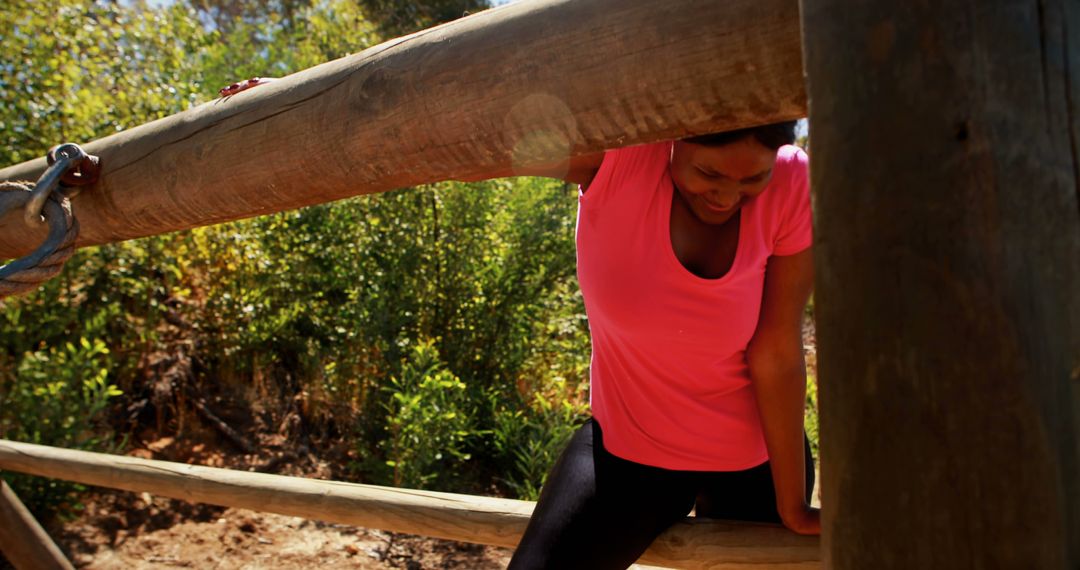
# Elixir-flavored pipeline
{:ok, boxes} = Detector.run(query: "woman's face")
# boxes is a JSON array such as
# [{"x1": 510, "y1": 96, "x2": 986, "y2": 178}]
[{"x1": 669, "y1": 137, "x2": 778, "y2": 225}]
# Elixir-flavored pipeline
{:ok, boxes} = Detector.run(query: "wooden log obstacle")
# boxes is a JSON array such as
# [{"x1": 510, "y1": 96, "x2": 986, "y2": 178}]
[
  {"x1": 0, "y1": 0, "x2": 805, "y2": 259},
  {"x1": 0, "y1": 440, "x2": 822, "y2": 569}
]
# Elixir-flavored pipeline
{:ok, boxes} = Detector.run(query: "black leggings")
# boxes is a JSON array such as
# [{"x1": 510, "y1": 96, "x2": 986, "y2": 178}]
[{"x1": 508, "y1": 419, "x2": 814, "y2": 570}]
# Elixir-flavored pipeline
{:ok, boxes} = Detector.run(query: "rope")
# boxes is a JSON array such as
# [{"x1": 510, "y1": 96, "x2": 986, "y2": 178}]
[{"x1": 0, "y1": 181, "x2": 79, "y2": 299}]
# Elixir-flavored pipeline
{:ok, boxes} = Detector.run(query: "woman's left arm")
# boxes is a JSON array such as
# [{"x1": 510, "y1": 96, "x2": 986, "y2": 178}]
[{"x1": 746, "y1": 246, "x2": 819, "y2": 535}]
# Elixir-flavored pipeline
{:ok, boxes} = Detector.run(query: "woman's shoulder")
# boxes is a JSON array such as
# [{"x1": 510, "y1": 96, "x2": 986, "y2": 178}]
[
  {"x1": 601, "y1": 140, "x2": 672, "y2": 180},
  {"x1": 766, "y1": 145, "x2": 809, "y2": 200},
  {"x1": 761, "y1": 144, "x2": 812, "y2": 255},
  {"x1": 775, "y1": 144, "x2": 808, "y2": 174},
  {"x1": 584, "y1": 140, "x2": 672, "y2": 198},
  {"x1": 609, "y1": 140, "x2": 674, "y2": 173}
]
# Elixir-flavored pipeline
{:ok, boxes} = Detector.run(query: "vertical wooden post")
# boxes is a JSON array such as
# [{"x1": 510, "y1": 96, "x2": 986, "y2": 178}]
[
  {"x1": 0, "y1": 478, "x2": 74, "y2": 570},
  {"x1": 801, "y1": 0, "x2": 1080, "y2": 567}
]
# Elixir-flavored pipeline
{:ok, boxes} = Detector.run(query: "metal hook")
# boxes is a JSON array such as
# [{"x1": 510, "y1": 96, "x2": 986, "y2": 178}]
[{"x1": 25, "y1": 143, "x2": 91, "y2": 228}]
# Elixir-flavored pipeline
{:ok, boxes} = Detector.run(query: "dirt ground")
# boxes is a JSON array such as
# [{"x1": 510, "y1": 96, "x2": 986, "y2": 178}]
[
  {"x1": 47, "y1": 490, "x2": 664, "y2": 569},
  {"x1": 54, "y1": 492, "x2": 513, "y2": 569},
  {"x1": 39, "y1": 429, "x2": 517, "y2": 570},
  {"x1": 41, "y1": 430, "x2": 673, "y2": 570}
]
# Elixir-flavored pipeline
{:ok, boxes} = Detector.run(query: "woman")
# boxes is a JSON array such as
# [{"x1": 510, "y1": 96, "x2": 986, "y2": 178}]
[
  {"x1": 223, "y1": 76, "x2": 816, "y2": 565},
  {"x1": 499, "y1": 121, "x2": 818, "y2": 569}
]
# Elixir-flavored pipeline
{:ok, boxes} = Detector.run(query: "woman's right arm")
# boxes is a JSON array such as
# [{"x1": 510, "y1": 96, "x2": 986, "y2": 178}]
[{"x1": 455, "y1": 152, "x2": 604, "y2": 187}]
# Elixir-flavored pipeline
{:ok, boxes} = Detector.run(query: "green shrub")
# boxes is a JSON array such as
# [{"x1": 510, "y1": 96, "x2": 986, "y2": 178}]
[
  {"x1": 0, "y1": 337, "x2": 122, "y2": 518},
  {"x1": 380, "y1": 340, "x2": 474, "y2": 489},
  {"x1": 490, "y1": 392, "x2": 588, "y2": 500},
  {"x1": 805, "y1": 372, "x2": 820, "y2": 460}
]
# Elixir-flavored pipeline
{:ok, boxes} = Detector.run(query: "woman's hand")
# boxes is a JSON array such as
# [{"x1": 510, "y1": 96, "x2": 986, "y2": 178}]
[
  {"x1": 780, "y1": 503, "x2": 821, "y2": 535},
  {"x1": 219, "y1": 77, "x2": 276, "y2": 97}
]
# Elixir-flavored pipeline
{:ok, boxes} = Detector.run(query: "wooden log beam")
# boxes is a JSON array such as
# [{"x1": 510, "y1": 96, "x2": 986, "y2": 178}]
[
  {"x1": 0, "y1": 478, "x2": 74, "y2": 570},
  {"x1": 0, "y1": 0, "x2": 804, "y2": 259},
  {"x1": 801, "y1": 0, "x2": 1080, "y2": 567},
  {"x1": 0, "y1": 439, "x2": 821, "y2": 569}
]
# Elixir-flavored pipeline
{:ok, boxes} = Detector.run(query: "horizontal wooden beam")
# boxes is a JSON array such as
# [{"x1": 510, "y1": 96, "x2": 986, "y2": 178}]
[
  {"x1": 0, "y1": 439, "x2": 820, "y2": 569},
  {"x1": 0, "y1": 0, "x2": 805, "y2": 259},
  {"x1": 0, "y1": 478, "x2": 74, "y2": 570}
]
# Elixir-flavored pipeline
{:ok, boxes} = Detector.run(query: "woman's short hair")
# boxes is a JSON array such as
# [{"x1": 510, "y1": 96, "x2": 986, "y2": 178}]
[{"x1": 683, "y1": 120, "x2": 798, "y2": 151}]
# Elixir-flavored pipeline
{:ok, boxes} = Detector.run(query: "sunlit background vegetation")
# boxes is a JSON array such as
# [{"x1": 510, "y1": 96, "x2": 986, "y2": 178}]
[{"x1": 0, "y1": 0, "x2": 817, "y2": 524}]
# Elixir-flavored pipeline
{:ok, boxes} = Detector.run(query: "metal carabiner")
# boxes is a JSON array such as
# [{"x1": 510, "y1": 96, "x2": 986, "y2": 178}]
[{"x1": 24, "y1": 143, "x2": 90, "y2": 228}]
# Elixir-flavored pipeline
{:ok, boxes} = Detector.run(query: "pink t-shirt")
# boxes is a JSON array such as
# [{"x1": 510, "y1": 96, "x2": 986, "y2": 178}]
[{"x1": 576, "y1": 141, "x2": 811, "y2": 471}]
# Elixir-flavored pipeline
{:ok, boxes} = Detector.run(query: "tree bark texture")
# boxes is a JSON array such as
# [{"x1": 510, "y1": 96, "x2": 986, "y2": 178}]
[
  {"x1": 801, "y1": 0, "x2": 1080, "y2": 567},
  {"x1": 0, "y1": 0, "x2": 805, "y2": 259}
]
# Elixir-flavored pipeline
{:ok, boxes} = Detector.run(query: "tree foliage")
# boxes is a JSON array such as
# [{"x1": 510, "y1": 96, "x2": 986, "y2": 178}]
[
  {"x1": 1, "y1": 0, "x2": 211, "y2": 164},
  {"x1": 1, "y1": 0, "x2": 591, "y2": 520},
  {"x1": 355, "y1": 0, "x2": 488, "y2": 37},
  {"x1": 188, "y1": 0, "x2": 311, "y2": 34}
]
